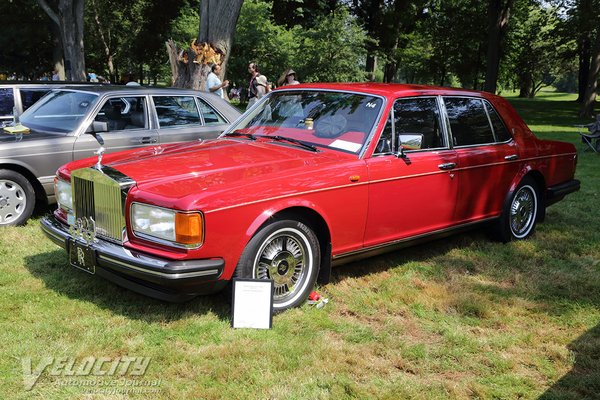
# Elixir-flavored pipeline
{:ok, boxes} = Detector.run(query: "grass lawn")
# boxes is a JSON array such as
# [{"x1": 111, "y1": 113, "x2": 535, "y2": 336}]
[{"x1": 1, "y1": 90, "x2": 599, "y2": 399}]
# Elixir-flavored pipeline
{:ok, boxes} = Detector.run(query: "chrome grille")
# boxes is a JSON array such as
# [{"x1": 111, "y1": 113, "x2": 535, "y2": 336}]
[{"x1": 72, "y1": 167, "x2": 135, "y2": 243}]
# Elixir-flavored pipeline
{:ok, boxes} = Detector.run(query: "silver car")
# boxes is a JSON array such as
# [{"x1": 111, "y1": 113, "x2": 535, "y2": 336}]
[{"x1": 0, "y1": 85, "x2": 241, "y2": 226}]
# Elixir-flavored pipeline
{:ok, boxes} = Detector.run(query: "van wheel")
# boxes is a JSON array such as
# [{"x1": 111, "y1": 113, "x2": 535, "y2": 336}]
[{"x1": 0, "y1": 170, "x2": 35, "y2": 226}]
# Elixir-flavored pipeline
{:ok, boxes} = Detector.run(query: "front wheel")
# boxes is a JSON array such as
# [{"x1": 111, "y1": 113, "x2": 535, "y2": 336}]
[
  {"x1": 234, "y1": 219, "x2": 320, "y2": 311},
  {"x1": 493, "y1": 177, "x2": 539, "y2": 242},
  {"x1": 0, "y1": 170, "x2": 35, "y2": 226}
]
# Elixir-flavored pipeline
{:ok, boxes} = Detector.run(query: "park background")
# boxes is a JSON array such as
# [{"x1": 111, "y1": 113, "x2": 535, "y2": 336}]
[
  {"x1": 1, "y1": 1, "x2": 600, "y2": 399},
  {"x1": 2, "y1": 0, "x2": 600, "y2": 116}
]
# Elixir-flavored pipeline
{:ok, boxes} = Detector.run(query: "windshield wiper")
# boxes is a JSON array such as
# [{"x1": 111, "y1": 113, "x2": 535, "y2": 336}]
[
  {"x1": 268, "y1": 135, "x2": 318, "y2": 152},
  {"x1": 223, "y1": 131, "x2": 256, "y2": 140}
]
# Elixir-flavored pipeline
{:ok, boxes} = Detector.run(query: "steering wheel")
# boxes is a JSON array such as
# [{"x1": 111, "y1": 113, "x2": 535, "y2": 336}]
[{"x1": 314, "y1": 115, "x2": 347, "y2": 138}]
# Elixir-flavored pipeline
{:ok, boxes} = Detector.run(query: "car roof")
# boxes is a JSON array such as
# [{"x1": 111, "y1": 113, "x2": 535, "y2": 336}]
[
  {"x1": 275, "y1": 82, "x2": 496, "y2": 101},
  {"x1": 53, "y1": 85, "x2": 210, "y2": 96}
]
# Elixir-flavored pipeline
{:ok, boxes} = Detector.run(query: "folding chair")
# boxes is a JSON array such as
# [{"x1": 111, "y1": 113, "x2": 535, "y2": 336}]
[{"x1": 577, "y1": 114, "x2": 600, "y2": 153}]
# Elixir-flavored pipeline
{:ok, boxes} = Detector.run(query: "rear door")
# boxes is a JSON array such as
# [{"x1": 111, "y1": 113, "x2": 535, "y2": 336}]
[
  {"x1": 150, "y1": 95, "x2": 228, "y2": 145},
  {"x1": 443, "y1": 97, "x2": 519, "y2": 223},
  {"x1": 73, "y1": 95, "x2": 157, "y2": 160}
]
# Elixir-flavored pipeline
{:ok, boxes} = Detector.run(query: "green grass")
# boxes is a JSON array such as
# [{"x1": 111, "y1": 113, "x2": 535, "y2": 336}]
[{"x1": 1, "y1": 90, "x2": 600, "y2": 399}]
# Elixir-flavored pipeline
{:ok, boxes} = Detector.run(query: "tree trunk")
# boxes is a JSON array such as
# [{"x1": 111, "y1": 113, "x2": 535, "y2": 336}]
[
  {"x1": 483, "y1": 0, "x2": 512, "y2": 94},
  {"x1": 51, "y1": 23, "x2": 65, "y2": 80},
  {"x1": 366, "y1": 53, "x2": 377, "y2": 81},
  {"x1": 37, "y1": 0, "x2": 86, "y2": 81},
  {"x1": 91, "y1": 0, "x2": 115, "y2": 78},
  {"x1": 168, "y1": 0, "x2": 243, "y2": 89},
  {"x1": 580, "y1": 33, "x2": 600, "y2": 118},
  {"x1": 577, "y1": 0, "x2": 593, "y2": 102}
]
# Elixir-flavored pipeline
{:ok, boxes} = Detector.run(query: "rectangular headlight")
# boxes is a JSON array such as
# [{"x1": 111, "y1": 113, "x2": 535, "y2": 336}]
[
  {"x1": 54, "y1": 178, "x2": 72, "y2": 211},
  {"x1": 131, "y1": 203, "x2": 203, "y2": 247}
]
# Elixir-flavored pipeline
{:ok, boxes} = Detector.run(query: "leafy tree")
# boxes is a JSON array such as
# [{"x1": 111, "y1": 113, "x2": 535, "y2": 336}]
[
  {"x1": 298, "y1": 8, "x2": 368, "y2": 82},
  {"x1": 0, "y1": 0, "x2": 55, "y2": 79},
  {"x1": 351, "y1": 0, "x2": 428, "y2": 82},
  {"x1": 228, "y1": 0, "x2": 367, "y2": 89},
  {"x1": 508, "y1": 4, "x2": 565, "y2": 97}
]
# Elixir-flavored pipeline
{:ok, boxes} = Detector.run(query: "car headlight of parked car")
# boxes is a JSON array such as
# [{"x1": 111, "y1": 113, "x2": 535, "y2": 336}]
[
  {"x1": 55, "y1": 178, "x2": 72, "y2": 211},
  {"x1": 130, "y1": 203, "x2": 203, "y2": 247}
]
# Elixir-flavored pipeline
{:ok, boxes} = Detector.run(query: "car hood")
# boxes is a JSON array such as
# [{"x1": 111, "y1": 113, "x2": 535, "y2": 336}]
[
  {"x1": 0, "y1": 127, "x2": 68, "y2": 145},
  {"x1": 100, "y1": 138, "x2": 358, "y2": 210}
]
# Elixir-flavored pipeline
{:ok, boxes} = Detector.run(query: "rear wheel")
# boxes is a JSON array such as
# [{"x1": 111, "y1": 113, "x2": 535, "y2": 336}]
[
  {"x1": 234, "y1": 219, "x2": 320, "y2": 311},
  {"x1": 0, "y1": 170, "x2": 35, "y2": 226},
  {"x1": 493, "y1": 176, "x2": 539, "y2": 242}
]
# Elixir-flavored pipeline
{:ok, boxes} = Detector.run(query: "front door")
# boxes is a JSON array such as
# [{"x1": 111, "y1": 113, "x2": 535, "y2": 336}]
[
  {"x1": 73, "y1": 95, "x2": 157, "y2": 160},
  {"x1": 364, "y1": 96, "x2": 459, "y2": 248}
]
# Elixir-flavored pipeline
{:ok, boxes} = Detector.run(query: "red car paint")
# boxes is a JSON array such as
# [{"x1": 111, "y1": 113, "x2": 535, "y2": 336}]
[{"x1": 48, "y1": 83, "x2": 579, "y2": 305}]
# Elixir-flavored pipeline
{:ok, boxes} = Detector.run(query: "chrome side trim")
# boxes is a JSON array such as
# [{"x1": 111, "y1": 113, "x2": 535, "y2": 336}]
[{"x1": 332, "y1": 217, "x2": 497, "y2": 265}]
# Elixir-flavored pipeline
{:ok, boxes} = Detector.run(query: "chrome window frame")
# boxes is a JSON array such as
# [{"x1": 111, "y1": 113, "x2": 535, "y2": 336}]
[
  {"x1": 441, "y1": 95, "x2": 514, "y2": 149},
  {"x1": 150, "y1": 95, "x2": 203, "y2": 130},
  {"x1": 231, "y1": 88, "x2": 388, "y2": 159}
]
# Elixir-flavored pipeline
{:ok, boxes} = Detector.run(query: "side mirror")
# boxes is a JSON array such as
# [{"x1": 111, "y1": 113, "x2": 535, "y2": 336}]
[
  {"x1": 86, "y1": 121, "x2": 107, "y2": 145},
  {"x1": 86, "y1": 121, "x2": 108, "y2": 134},
  {"x1": 398, "y1": 134, "x2": 423, "y2": 151}
]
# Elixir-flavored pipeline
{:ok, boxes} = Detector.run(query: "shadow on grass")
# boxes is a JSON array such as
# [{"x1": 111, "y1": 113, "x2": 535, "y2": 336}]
[
  {"x1": 539, "y1": 323, "x2": 600, "y2": 400},
  {"x1": 24, "y1": 250, "x2": 231, "y2": 322}
]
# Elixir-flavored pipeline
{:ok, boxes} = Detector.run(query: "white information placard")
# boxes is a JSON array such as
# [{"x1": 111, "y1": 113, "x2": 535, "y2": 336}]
[{"x1": 231, "y1": 279, "x2": 274, "y2": 329}]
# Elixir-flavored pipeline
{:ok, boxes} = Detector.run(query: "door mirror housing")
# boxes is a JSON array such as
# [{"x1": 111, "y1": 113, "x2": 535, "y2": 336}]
[{"x1": 86, "y1": 121, "x2": 107, "y2": 145}]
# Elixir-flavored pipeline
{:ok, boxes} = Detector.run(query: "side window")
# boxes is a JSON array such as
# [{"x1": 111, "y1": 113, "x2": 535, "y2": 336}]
[
  {"x1": 0, "y1": 88, "x2": 15, "y2": 118},
  {"x1": 20, "y1": 89, "x2": 51, "y2": 111},
  {"x1": 394, "y1": 97, "x2": 445, "y2": 151},
  {"x1": 153, "y1": 96, "x2": 201, "y2": 128},
  {"x1": 444, "y1": 97, "x2": 495, "y2": 146},
  {"x1": 197, "y1": 98, "x2": 226, "y2": 125},
  {"x1": 484, "y1": 100, "x2": 512, "y2": 142},
  {"x1": 95, "y1": 96, "x2": 147, "y2": 132}
]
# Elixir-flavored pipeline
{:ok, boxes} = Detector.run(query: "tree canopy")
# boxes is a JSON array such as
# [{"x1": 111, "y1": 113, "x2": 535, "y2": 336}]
[{"x1": 0, "y1": 0, "x2": 598, "y2": 113}]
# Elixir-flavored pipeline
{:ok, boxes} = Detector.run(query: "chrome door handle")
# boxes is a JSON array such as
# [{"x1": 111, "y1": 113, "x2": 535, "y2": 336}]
[
  {"x1": 138, "y1": 137, "x2": 157, "y2": 144},
  {"x1": 438, "y1": 162, "x2": 456, "y2": 170},
  {"x1": 504, "y1": 154, "x2": 518, "y2": 161}
]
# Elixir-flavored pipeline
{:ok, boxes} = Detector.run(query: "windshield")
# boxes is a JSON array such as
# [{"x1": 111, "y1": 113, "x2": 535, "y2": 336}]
[
  {"x1": 20, "y1": 90, "x2": 98, "y2": 133},
  {"x1": 226, "y1": 90, "x2": 384, "y2": 154}
]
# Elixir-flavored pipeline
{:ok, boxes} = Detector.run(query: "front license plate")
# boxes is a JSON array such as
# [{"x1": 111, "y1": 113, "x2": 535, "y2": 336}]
[{"x1": 69, "y1": 241, "x2": 96, "y2": 274}]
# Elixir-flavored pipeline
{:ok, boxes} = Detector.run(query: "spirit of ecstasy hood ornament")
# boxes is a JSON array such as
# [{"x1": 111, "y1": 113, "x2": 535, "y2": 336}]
[
  {"x1": 95, "y1": 146, "x2": 105, "y2": 169},
  {"x1": 89, "y1": 131, "x2": 105, "y2": 170}
]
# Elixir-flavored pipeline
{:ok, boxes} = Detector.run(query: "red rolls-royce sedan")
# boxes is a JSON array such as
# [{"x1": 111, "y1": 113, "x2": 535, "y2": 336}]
[{"x1": 41, "y1": 83, "x2": 580, "y2": 311}]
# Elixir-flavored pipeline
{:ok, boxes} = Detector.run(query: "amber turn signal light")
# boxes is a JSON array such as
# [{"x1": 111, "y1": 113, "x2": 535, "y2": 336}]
[{"x1": 175, "y1": 213, "x2": 204, "y2": 245}]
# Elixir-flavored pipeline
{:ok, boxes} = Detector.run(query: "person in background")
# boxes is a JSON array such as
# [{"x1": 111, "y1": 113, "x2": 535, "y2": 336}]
[
  {"x1": 51, "y1": 69, "x2": 60, "y2": 81},
  {"x1": 247, "y1": 62, "x2": 269, "y2": 109},
  {"x1": 206, "y1": 64, "x2": 229, "y2": 99},
  {"x1": 125, "y1": 73, "x2": 140, "y2": 86},
  {"x1": 277, "y1": 69, "x2": 300, "y2": 87}
]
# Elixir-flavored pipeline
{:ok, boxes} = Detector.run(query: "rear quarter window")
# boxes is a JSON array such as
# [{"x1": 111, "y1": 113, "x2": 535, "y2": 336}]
[
  {"x1": 444, "y1": 97, "x2": 495, "y2": 146},
  {"x1": 484, "y1": 100, "x2": 512, "y2": 142}
]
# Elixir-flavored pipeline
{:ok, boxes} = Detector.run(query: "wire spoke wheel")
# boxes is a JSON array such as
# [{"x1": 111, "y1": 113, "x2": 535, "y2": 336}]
[
  {"x1": 253, "y1": 228, "x2": 311, "y2": 304},
  {"x1": 235, "y1": 220, "x2": 320, "y2": 311},
  {"x1": 509, "y1": 184, "x2": 537, "y2": 239}
]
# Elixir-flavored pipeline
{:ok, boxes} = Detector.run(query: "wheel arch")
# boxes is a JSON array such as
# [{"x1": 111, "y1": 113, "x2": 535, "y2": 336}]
[
  {"x1": 522, "y1": 169, "x2": 546, "y2": 222},
  {"x1": 246, "y1": 205, "x2": 333, "y2": 285},
  {"x1": 0, "y1": 162, "x2": 47, "y2": 205}
]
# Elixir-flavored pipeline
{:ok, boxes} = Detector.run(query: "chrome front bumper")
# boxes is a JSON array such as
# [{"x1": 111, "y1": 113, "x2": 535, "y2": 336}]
[{"x1": 41, "y1": 215, "x2": 226, "y2": 302}]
